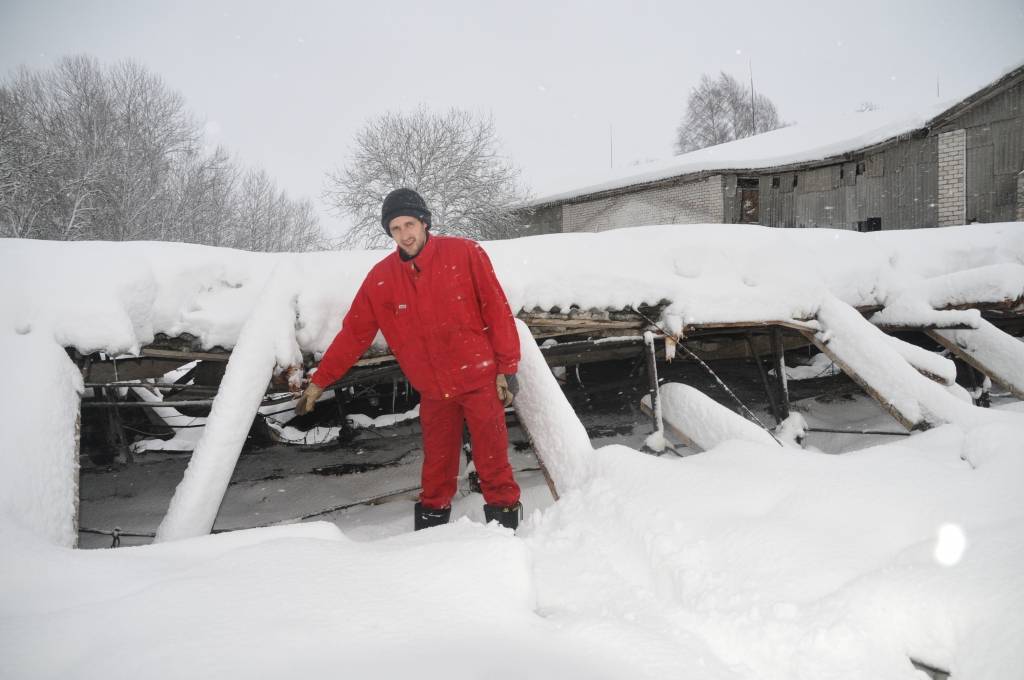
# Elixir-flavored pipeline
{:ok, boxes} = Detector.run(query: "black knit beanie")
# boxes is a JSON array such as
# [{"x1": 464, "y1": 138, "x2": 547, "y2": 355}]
[{"x1": 381, "y1": 188, "x2": 432, "y2": 234}]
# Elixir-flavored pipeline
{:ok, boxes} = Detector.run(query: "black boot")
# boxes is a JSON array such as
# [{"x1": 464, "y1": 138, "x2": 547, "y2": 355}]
[
  {"x1": 414, "y1": 502, "x2": 451, "y2": 531},
  {"x1": 483, "y1": 502, "x2": 523, "y2": 531}
]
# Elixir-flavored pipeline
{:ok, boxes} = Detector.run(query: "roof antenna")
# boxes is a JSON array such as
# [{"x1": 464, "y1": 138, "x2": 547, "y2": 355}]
[
  {"x1": 609, "y1": 123, "x2": 614, "y2": 169},
  {"x1": 749, "y1": 59, "x2": 757, "y2": 135}
]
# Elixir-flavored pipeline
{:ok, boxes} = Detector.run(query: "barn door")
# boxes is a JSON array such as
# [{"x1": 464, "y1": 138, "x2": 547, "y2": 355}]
[{"x1": 738, "y1": 178, "x2": 760, "y2": 224}]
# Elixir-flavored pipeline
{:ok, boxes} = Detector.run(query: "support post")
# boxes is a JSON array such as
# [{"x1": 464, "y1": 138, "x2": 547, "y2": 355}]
[
  {"x1": 746, "y1": 333, "x2": 782, "y2": 424},
  {"x1": 643, "y1": 331, "x2": 664, "y2": 437},
  {"x1": 771, "y1": 327, "x2": 790, "y2": 419},
  {"x1": 104, "y1": 387, "x2": 132, "y2": 464}
]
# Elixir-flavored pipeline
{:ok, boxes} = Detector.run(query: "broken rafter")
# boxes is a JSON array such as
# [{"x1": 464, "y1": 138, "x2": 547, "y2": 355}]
[{"x1": 799, "y1": 329, "x2": 925, "y2": 431}]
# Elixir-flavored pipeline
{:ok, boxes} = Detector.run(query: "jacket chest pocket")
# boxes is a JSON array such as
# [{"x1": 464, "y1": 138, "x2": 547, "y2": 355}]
[
  {"x1": 442, "y1": 278, "x2": 480, "y2": 329},
  {"x1": 382, "y1": 302, "x2": 413, "y2": 351}
]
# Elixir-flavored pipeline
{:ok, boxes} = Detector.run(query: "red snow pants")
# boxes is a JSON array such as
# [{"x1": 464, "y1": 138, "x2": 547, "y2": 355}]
[{"x1": 418, "y1": 383, "x2": 520, "y2": 509}]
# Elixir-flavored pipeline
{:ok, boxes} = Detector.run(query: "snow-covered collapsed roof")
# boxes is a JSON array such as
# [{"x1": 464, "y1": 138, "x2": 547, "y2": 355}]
[
  {"x1": 2, "y1": 223, "x2": 1023, "y2": 358},
  {"x1": 3, "y1": 225, "x2": 1024, "y2": 678},
  {"x1": 521, "y1": 61, "x2": 1024, "y2": 208}
]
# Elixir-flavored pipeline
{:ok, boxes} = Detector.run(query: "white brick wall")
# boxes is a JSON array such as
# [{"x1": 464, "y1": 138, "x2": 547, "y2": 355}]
[
  {"x1": 563, "y1": 176, "x2": 724, "y2": 232},
  {"x1": 937, "y1": 129, "x2": 966, "y2": 226}
]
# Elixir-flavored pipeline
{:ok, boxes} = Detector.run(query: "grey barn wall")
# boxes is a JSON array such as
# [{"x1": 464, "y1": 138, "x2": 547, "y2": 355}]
[
  {"x1": 559, "y1": 176, "x2": 724, "y2": 233},
  {"x1": 935, "y1": 79, "x2": 1024, "y2": 223},
  {"x1": 738, "y1": 135, "x2": 939, "y2": 230},
  {"x1": 518, "y1": 204, "x2": 563, "y2": 236}
]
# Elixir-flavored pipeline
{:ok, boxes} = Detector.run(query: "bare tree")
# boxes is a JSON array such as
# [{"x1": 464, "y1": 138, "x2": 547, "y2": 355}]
[
  {"x1": 675, "y1": 72, "x2": 784, "y2": 154},
  {"x1": 324, "y1": 106, "x2": 529, "y2": 249},
  {"x1": 229, "y1": 168, "x2": 324, "y2": 252},
  {"x1": 855, "y1": 101, "x2": 879, "y2": 113},
  {"x1": 0, "y1": 55, "x2": 325, "y2": 252}
]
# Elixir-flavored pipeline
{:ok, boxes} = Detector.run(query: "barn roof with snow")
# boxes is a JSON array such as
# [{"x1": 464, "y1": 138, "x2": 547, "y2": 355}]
[{"x1": 519, "y1": 62, "x2": 1024, "y2": 233}]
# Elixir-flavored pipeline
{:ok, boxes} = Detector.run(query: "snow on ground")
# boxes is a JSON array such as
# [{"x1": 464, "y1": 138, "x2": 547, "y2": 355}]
[{"x1": 3, "y1": 388, "x2": 1023, "y2": 679}]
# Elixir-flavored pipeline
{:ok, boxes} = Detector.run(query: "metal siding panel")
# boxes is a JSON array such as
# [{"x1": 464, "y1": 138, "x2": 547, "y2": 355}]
[
  {"x1": 845, "y1": 186, "x2": 859, "y2": 228},
  {"x1": 866, "y1": 153, "x2": 885, "y2": 178},
  {"x1": 967, "y1": 144, "x2": 995, "y2": 222},
  {"x1": 939, "y1": 80, "x2": 1023, "y2": 130},
  {"x1": 992, "y1": 173, "x2": 1018, "y2": 220},
  {"x1": 758, "y1": 177, "x2": 776, "y2": 227},
  {"x1": 993, "y1": 118, "x2": 1024, "y2": 175},
  {"x1": 782, "y1": 188, "x2": 794, "y2": 228},
  {"x1": 827, "y1": 187, "x2": 845, "y2": 226},
  {"x1": 920, "y1": 137, "x2": 939, "y2": 227},
  {"x1": 843, "y1": 162, "x2": 856, "y2": 187},
  {"x1": 967, "y1": 124, "x2": 992, "y2": 149},
  {"x1": 725, "y1": 174, "x2": 738, "y2": 198}
]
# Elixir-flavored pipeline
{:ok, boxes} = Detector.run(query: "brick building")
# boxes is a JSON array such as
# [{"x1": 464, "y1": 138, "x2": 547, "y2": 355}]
[{"x1": 519, "y1": 63, "x2": 1024, "y2": 234}]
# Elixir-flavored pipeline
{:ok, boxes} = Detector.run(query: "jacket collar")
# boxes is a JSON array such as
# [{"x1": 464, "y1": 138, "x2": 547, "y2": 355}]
[{"x1": 395, "y1": 231, "x2": 437, "y2": 269}]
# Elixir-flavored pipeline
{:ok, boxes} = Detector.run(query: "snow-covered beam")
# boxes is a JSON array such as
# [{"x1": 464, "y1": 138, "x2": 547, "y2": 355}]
[
  {"x1": 928, "y1": 320, "x2": 1024, "y2": 400},
  {"x1": 155, "y1": 264, "x2": 302, "y2": 543}
]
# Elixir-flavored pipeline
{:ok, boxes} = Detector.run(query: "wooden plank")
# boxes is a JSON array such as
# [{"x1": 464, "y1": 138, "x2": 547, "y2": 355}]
[
  {"x1": 683, "y1": 319, "x2": 818, "y2": 334},
  {"x1": 142, "y1": 348, "x2": 231, "y2": 362},
  {"x1": 927, "y1": 325, "x2": 1024, "y2": 400},
  {"x1": 798, "y1": 329, "x2": 923, "y2": 431},
  {"x1": 83, "y1": 357, "x2": 194, "y2": 382}
]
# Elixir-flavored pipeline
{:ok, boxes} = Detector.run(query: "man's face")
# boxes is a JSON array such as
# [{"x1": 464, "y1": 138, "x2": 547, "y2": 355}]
[{"x1": 388, "y1": 215, "x2": 428, "y2": 257}]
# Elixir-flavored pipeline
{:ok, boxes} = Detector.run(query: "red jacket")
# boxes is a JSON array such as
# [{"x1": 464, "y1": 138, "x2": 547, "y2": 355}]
[{"x1": 312, "y1": 235, "x2": 520, "y2": 400}]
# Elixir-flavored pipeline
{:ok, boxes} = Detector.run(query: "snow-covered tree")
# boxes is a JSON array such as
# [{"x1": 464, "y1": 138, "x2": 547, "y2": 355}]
[
  {"x1": 323, "y1": 106, "x2": 528, "y2": 249},
  {"x1": 675, "y1": 72, "x2": 784, "y2": 154},
  {"x1": 0, "y1": 55, "x2": 325, "y2": 251}
]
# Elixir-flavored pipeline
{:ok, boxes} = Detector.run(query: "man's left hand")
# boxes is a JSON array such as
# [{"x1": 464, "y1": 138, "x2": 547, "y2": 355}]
[{"x1": 496, "y1": 374, "x2": 515, "y2": 407}]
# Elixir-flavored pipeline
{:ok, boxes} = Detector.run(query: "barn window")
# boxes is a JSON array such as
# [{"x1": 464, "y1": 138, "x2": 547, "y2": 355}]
[
  {"x1": 737, "y1": 177, "x2": 759, "y2": 189},
  {"x1": 855, "y1": 161, "x2": 866, "y2": 176},
  {"x1": 792, "y1": 174, "x2": 799, "y2": 188},
  {"x1": 840, "y1": 166, "x2": 845, "y2": 180},
  {"x1": 771, "y1": 176, "x2": 780, "y2": 188},
  {"x1": 857, "y1": 217, "x2": 881, "y2": 232}
]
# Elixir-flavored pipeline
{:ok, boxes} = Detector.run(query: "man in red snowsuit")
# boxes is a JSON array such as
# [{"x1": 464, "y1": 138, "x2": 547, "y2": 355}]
[{"x1": 295, "y1": 188, "x2": 522, "y2": 531}]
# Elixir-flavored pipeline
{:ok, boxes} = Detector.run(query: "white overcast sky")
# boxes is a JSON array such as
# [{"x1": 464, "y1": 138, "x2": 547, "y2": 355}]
[{"x1": 2, "y1": 0, "x2": 1023, "y2": 237}]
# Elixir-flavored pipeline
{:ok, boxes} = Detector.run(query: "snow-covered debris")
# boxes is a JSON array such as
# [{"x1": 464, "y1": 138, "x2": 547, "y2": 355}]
[
  {"x1": 529, "y1": 419, "x2": 1024, "y2": 679},
  {"x1": 3, "y1": 224, "x2": 1023, "y2": 358},
  {"x1": 873, "y1": 263, "x2": 1024, "y2": 328},
  {"x1": 773, "y1": 411, "x2": 808, "y2": 446},
  {"x1": 1, "y1": 222, "x2": 1023, "y2": 545},
  {"x1": 885, "y1": 335, "x2": 957, "y2": 385},
  {"x1": 264, "y1": 403, "x2": 421, "y2": 446},
  {"x1": 811, "y1": 295, "x2": 1014, "y2": 429},
  {"x1": 772, "y1": 352, "x2": 840, "y2": 380},
  {"x1": 155, "y1": 262, "x2": 303, "y2": 542},
  {"x1": 2, "y1": 303, "x2": 1024, "y2": 678},
  {"x1": 512, "y1": 319, "x2": 593, "y2": 493},
  {"x1": 128, "y1": 386, "x2": 207, "y2": 453},
  {"x1": 930, "y1": 319, "x2": 1024, "y2": 400},
  {"x1": 643, "y1": 382, "x2": 779, "y2": 451}
]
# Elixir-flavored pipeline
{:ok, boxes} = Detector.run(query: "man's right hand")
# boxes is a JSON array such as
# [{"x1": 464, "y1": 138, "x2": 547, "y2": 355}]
[{"x1": 294, "y1": 382, "x2": 325, "y2": 416}]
